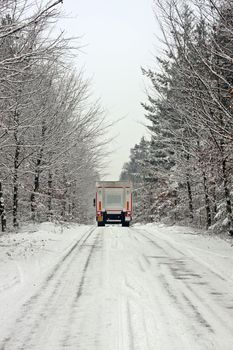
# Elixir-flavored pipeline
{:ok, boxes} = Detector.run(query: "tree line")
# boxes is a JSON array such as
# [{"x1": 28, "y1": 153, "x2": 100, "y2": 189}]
[
  {"x1": 0, "y1": 0, "x2": 106, "y2": 231},
  {"x1": 121, "y1": 0, "x2": 233, "y2": 234}
]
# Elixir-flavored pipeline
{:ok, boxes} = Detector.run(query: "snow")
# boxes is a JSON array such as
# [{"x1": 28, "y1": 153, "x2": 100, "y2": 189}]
[
  {"x1": 1, "y1": 222, "x2": 233, "y2": 349},
  {"x1": 0, "y1": 222, "x2": 89, "y2": 346}
]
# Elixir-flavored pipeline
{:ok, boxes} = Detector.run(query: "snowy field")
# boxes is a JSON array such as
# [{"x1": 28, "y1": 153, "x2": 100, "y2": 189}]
[{"x1": 1, "y1": 222, "x2": 233, "y2": 349}]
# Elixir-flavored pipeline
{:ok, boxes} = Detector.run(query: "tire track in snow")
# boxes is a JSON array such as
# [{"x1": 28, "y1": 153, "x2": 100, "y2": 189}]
[
  {"x1": 0, "y1": 226, "x2": 97, "y2": 350},
  {"x1": 141, "y1": 227, "x2": 233, "y2": 304},
  {"x1": 126, "y1": 300, "x2": 135, "y2": 350},
  {"x1": 130, "y1": 227, "x2": 167, "y2": 254},
  {"x1": 160, "y1": 254, "x2": 233, "y2": 345},
  {"x1": 135, "y1": 227, "x2": 185, "y2": 256},
  {"x1": 121, "y1": 244, "x2": 187, "y2": 349},
  {"x1": 76, "y1": 234, "x2": 100, "y2": 300},
  {"x1": 135, "y1": 227, "x2": 233, "y2": 348},
  {"x1": 115, "y1": 228, "x2": 175, "y2": 349},
  {"x1": 137, "y1": 227, "x2": 229, "y2": 284},
  {"x1": 61, "y1": 232, "x2": 102, "y2": 348},
  {"x1": 142, "y1": 227, "x2": 228, "y2": 282}
]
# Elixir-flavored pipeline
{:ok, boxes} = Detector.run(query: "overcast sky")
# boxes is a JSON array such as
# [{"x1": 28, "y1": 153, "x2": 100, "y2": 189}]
[{"x1": 59, "y1": 0, "x2": 160, "y2": 180}]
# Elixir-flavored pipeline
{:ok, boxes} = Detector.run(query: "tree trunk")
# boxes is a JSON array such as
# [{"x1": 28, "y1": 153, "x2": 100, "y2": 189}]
[
  {"x1": 185, "y1": 153, "x2": 194, "y2": 221},
  {"x1": 173, "y1": 189, "x2": 178, "y2": 222},
  {"x1": 30, "y1": 156, "x2": 42, "y2": 220},
  {"x1": 47, "y1": 171, "x2": 52, "y2": 220},
  {"x1": 13, "y1": 111, "x2": 20, "y2": 228},
  {"x1": 68, "y1": 203, "x2": 72, "y2": 216},
  {"x1": 212, "y1": 184, "x2": 217, "y2": 220},
  {"x1": 31, "y1": 121, "x2": 46, "y2": 220},
  {"x1": 219, "y1": 129, "x2": 233, "y2": 233},
  {"x1": 186, "y1": 174, "x2": 193, "y2": 221},
  {"x1": 13, "y1": 144, "x2": 20, "y2": 228},
  {"x1": 72, "y1": 201, "x2": 75, "y2": 219},
  {"x1": 222, "y1": 157, "x2": 233, "y2": 234},
  {"x1": 61, "y1": 194, "x2": 67, "y2": 220},
  {"x1": 217, "y1": 72, "x2": 233, "y2": 233},
  {"x1": 202, "y1": 171, "x2": 211, "y2": 229},
  {"x1": 61, "y1": 175, "x2": 68, "y2": 220},
  {"x1": 0, "y1": 181, "x2": 6, "y2": 232}
]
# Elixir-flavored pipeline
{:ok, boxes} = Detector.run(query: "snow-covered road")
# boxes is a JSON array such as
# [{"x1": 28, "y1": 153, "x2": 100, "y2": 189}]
[{"x1": 1, "y1": 223, "x2": 233, "y2": 349}]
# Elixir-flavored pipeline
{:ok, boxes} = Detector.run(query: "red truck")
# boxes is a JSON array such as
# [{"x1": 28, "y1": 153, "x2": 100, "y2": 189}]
[{"x1": 94, "y1": 181, "x2": 133, "y2": 227}]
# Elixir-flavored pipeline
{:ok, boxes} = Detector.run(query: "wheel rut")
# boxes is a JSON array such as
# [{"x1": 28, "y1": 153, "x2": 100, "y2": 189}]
[
  {"x1": 133, "y1": 226, "x2": 233, "y2": 347},
  {"x1": 1, "y1": 226, "x2": 97, "y2": 350}
]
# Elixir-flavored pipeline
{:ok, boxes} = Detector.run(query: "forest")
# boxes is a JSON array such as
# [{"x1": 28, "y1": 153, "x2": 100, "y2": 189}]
[
  {"x1": 121, "y1": 0, "x2": 233, "y2": 234},
  {"x1": 0, "y1": 0, "x2": 107, "y2": 231}
]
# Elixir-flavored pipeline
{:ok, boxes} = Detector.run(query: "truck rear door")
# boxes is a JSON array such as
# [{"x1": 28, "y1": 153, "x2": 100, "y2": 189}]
[{"x1": 104, "y1": 188, "x2": 124, "y2": 211}]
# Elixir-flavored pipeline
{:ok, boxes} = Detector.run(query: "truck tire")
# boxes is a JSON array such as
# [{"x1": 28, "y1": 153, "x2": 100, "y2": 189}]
[
  {"x1": 97, "y1": 222, "x2": 105, "y2": 227},
  {"x1": 122, "y1": 222, "x2": 129, "y2": 227}
]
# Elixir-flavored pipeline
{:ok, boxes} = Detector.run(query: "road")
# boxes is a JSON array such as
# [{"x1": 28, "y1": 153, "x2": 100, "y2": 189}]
[{"x1": 1, "y1": 224, "x2": 233, "y2": 349}]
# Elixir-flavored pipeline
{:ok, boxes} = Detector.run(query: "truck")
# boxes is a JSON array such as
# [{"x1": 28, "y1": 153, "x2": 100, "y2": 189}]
[{"x1": 94, "y1": 181, "x2": 133, "y2": 227}]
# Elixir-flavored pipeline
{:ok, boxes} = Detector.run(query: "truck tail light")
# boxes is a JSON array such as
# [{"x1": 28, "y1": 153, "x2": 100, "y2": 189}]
[
  {"x1": 126, "y1": 201, "x2": 129, "y2": 210},
  {"x1": 98, "y1": 201, "x2": 102, "y2": 211}
]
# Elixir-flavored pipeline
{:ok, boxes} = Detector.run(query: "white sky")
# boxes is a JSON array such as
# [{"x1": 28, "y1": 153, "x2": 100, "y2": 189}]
[{"x1": 58, "y1": 0, "x2": 160, "y2": 180}]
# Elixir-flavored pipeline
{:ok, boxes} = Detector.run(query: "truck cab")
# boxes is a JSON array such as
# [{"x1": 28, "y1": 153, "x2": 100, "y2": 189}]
[{"x1": 95, "y1": 181, "x2": 133, "y2": 227}]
